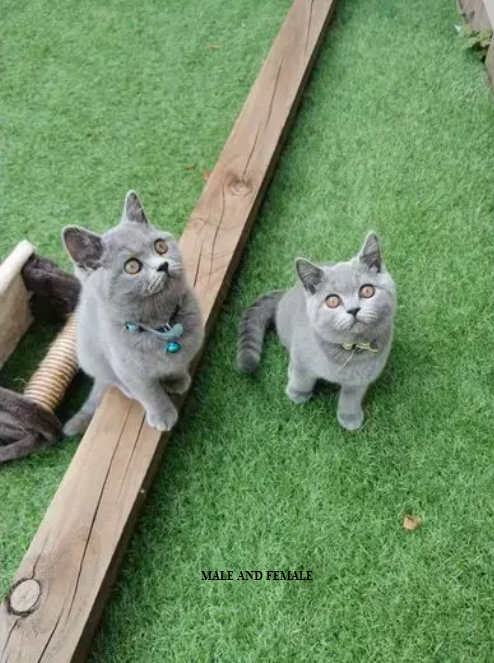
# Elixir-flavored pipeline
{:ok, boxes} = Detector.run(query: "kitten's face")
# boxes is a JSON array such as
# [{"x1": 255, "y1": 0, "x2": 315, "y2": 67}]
[
  {"x1": 62, "y1": 190, "x2": 184, "y2": 309},
  {"x1": 102, "y1": 223, "x2": 183, "y2": 301},
  {"x1": 296, "y1": 233, "x2": 396, "y2": 341}
]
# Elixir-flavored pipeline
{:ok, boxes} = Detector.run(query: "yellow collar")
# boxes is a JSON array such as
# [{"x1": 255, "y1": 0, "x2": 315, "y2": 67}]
[{"x1": 342, "y1": 342, "x2": 378, "y2": 353}]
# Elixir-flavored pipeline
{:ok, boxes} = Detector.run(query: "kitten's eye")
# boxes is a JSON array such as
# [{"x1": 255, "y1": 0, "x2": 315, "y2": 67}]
[
  {"x1": 124, "y1": 258, "x2": 142, "y2": 275},
  {"x1": 360, "y1": 284, "x2": 375, "y2": 298},
  {"x1": 325, "y1": 294, "x2": 341, "y2": 309},
  {"x1": 154, "y1": 239, "x2": 168, "y2": 255}
]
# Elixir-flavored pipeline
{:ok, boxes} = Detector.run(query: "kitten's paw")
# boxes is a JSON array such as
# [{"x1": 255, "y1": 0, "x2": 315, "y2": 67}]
[
  {"x1": 146, "y1": 407, "x2": 178, "y2": 432},
  {"x1": 164, "y1": 373, "x2": 191, "y2": 395},
  {"x1": 286, "y1": 386, "x2": 313, "y2": 404},
  {"x1": 63, "y1": 412, "x2": 91, "y2": 437},
  {"x1": 337, "y1": 409, "x2": 364, "y2": 431}
]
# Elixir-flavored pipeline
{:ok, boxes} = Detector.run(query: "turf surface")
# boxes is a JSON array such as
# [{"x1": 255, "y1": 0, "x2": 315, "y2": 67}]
[{"x1": 1, "y1": 0, "x2": 494, "y2": 660}]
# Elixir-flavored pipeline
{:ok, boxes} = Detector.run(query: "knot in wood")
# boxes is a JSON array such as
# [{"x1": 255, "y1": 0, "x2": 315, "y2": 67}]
[
  {"x1": 228, "y1": 174, "x2": 252, "y2": 196},
  {"x1": 7, "y1": 578, "x2": 41, "y2": 616}
]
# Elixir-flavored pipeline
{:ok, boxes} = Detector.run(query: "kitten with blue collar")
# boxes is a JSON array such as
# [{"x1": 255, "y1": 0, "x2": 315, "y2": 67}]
[
  {"x1": 237, "y1": 233, "x2": 397, "y2": 431},
  {"x1": 62, "y1": 191, "x2": 204, "y2": 434}
]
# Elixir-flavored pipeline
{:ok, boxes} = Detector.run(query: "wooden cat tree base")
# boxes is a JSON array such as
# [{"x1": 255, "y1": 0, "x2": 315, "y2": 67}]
[{"x1": 0, "y1": 1, "x2": 337, "y2": 660}]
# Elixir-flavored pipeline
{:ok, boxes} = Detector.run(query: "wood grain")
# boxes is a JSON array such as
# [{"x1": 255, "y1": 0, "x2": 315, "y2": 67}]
[
  {"x1": 0, "y1": 1, "x2": 336, "y2": 661},
  {"x1": 0, "y1": 240, "x2": 34, "y2": 368},
  {"x1": 458, "y1": 0, "x2": 494, "y2": 91},
  {"x1": 458, "y1": 0, "x2": 492, "y2": 32},
  {"x1": 482, "y1": 0, "x2": 494, "y2": 29},
  {"x1": 486, "y1": 41, "x2": 494, "y2": 88}
]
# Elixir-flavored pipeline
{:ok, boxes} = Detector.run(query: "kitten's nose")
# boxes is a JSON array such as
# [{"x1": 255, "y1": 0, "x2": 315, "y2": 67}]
[
  {"x1": 347, "y1": 306, "x2": 361, "y2": 317},
  {"x1": 157, "y1": 261, "x2": 169, "y2": 273}
]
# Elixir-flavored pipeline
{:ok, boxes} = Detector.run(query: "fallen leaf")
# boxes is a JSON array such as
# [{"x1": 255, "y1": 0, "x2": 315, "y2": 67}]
[
  {"x1": 403, "y1": 515, "x2": 422, "y2": 531},
  {"x1": 203, "y1": 170, "x2": 211, "y2": 182},
  {"x1": 208, "y1": 43, "x2": 220, "y2": 50}
]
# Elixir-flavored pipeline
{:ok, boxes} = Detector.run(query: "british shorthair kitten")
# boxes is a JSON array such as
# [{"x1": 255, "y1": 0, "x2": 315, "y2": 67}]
[
  {"x1": 237, "y1": 233, "x2": 396, "y2": 430},
  {"x1": 62, "y1": 191, "x2": 204, "y2": 434}
]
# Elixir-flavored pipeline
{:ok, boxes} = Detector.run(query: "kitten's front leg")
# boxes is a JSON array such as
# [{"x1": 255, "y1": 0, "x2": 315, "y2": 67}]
[
  {"x1": 63, "y1": 379, "x2": 109, "y2": 436},
  {"x1": 163, "y1": 371, "x2": 191, "y2": 395},
  {"x1": 337, "y1": 383, "x2": 368, "y2": 431},
  {"x1": 122, "y1": 375, "x2": 178, "y2": 432},
  {"x1": 286, "y1": 361, "x2": 316, "y2": 404}
]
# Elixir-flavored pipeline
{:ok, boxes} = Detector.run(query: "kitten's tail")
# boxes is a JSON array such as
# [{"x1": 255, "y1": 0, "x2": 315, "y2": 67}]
[{"x1": 237, "y1": 291, "x2": 284, "y2": 373}]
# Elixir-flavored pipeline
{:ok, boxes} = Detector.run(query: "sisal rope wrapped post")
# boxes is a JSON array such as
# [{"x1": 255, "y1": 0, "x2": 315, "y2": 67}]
[
  {"x1": 0, "y1": 248, "x2": 80, "y2": 464},
  {"x1": 23, "y1": 315, "x2": 78, "y2": 411}
]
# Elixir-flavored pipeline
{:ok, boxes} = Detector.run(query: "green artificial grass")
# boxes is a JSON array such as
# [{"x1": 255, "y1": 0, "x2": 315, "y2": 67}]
[{"x1": 2, "y1": 0, "x2": 494, "y2": 660}]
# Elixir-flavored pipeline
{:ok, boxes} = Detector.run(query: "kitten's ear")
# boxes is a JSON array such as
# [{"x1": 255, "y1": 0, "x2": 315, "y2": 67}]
[
  {"x1": 359, "y1": 232, "x2": 382, "y2": 272},
  {"x1": 62, "y1": 226, "x2": 104, "y2": 271},
  {"x1": 295, "y1": 258, "x2": 324, "y2": 294},
  {"x1": 122, "y1": 190, "x2": 148, "y2": 225}
]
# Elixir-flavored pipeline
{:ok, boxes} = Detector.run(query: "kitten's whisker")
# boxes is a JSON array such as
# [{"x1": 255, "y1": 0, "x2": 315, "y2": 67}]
[
  {"x1": 336, "y1": 316, "x2": 353, "y2": 331},
  {"x1": 146, "y1": 273, "x2": 165, "y2": 295},
  {"x1": 336, "y1": 349, "x2": 356, "y2": 373}
]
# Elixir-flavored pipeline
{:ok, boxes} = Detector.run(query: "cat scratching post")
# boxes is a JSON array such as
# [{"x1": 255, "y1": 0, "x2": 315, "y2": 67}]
[
  {"x1": 0, "y1": 1, "x2": 337, "y2": 660},
  {"x1": 0, "y1": 242, "x2": 80, "y2": 462},
  {"x1": 23, "y1": 316, "x2": 78, "y2": 411},
  {"x1": 0, "y1": 316, "x2": 78, "y2": 463}
]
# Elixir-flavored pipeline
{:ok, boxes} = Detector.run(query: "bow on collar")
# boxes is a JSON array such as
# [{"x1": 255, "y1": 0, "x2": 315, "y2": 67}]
[{"x1": 342, "y1": 342, "x2": 378, "y2": 353}]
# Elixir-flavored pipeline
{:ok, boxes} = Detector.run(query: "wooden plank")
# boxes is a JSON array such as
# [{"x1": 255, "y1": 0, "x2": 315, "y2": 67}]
[
  {"x1": 486, "y1": 41, "x2": 494, "y2": 88},
  {"x1": 0, "y1": 240, "x2": 35, "y2": 368},
  {"x1": 0, "y1": 1, "x2": 336, "y2": 661},
  {"x1": 458, "y1": 0, "x2": 494, "y2": 91},
  {"x1": 458, "y1": 0, "x2": 492, "y2": 31},
  {"x1": 482, "y1": 0, "x2": 494, "y2": 29}
]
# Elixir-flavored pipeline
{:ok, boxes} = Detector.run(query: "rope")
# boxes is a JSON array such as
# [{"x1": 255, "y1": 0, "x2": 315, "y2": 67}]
[{"x1": 24, "y1": 315, "x2": 78, "y2": 411}]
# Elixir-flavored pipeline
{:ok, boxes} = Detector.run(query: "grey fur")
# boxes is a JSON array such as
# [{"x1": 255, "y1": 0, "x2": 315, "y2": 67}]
[
  {"x1": 237, "y1": 292, "x2": 283, "y2": 373},
  {"x1": 238, "y1": 233, "x2": 396, "y2": 430},
  {"x1": 62, "y1": 191, "x2": 204, "y2": 434}
]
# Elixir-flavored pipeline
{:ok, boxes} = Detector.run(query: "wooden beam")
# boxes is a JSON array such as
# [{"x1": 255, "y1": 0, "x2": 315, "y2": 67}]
[
  {"x1": 486, "y1": 41, "x2": 494, "y2": 88},
  {"x1": 0, "y1": 1, "x2": 336, "y2": 660},
  {"x1": 482, "y1": 0, "x2": 494, "y2": 29},
  {"x1": 458, "y1": 0, "x2": 492, "y2": 32},
  {"x1": 480, "y1": 0, "x2": 494, "y2": 92}
]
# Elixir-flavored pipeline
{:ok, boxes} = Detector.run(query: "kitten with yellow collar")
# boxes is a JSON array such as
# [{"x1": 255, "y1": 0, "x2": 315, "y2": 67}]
[{"x1": 237, "y1": 233, "x2": 396, "y2": 430}]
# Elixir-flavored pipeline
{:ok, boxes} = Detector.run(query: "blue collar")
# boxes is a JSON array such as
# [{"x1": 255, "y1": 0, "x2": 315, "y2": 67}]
[{"x1": 124, "y1": 306, "x2": 184, "y2": 353}]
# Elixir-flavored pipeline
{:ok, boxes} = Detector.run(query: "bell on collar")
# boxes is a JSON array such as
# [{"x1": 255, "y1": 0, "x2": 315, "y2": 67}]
[{"x1": 166, "y1": 341, "x2": 181, "y2": 354}]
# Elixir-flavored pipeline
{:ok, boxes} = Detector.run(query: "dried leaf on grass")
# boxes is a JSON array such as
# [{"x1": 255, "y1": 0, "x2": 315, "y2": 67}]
[
  {"x1": 203, "y1": 170, "x2": 211, "y2": 182},
  {"x1": 403, "y1": 515, "x2": 422, "y2": 531}
]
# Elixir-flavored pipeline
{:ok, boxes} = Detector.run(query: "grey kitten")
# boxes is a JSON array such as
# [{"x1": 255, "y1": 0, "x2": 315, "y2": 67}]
[
  {"x1": 237, "y1": 233, "x2": 396, "y2": 430},
  {"x1": 62, "y1": 191, "x2": 204, "y2": 434}
]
